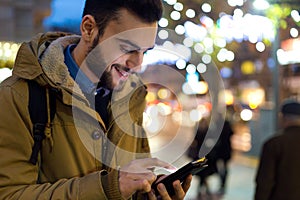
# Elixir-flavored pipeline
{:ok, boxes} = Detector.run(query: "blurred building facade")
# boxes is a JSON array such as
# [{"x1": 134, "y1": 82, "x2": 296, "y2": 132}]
[{"x1": 0, "y1": 0, "x2": 51, "y2": 42}]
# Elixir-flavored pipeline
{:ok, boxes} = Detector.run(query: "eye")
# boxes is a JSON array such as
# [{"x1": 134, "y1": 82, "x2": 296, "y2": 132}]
[
  {"x1": 120, "y1": 44, "x2": 139, "y2": 54},
  {"x1": 143, "y1": 47, "x2": 154, "y2": 55},
  {"x1": 126, "y1": 50, "x2": 137, "y2": 54},
  {"x1": 143, "y1": 50, "x2": 148, "y2": 55}
]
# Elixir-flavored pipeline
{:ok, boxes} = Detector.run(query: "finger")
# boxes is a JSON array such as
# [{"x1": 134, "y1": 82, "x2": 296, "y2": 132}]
[
  {"x1": 135, "y1": 179, "x2": 153, "y2": 193},
  {"x1": 156, "y1": 174, "x2": 167, "y2": 182},
  {"x1": 157, "y1": 183, "x2": 171, "y2": 200},
  {"x1": 143, "y1": 173, "x2": 157, "y2": 185},
  {"x1": 152, "y1": 158, "x2": 177, "y2": 170},
  {"x1": 172, "y1": 180, "x2": 185, "y2": 200},
  {"x1": 121, "y1": 177, "x2": 154, "y2": 193},
  {"x1": 124, "y1": 172, "x2": 157, "y2": 184},
  {"x1": 120, "y1": 166, "x2": 153, "y2": 174},
  {"x1": 147, "y1": 190, "x2": 157, "y2": 200},
  {"x1": 119, "y1": 179, "x2": 141, "y2": 199},
  {"x1": 182, "y1": 174, "x2": 192, "y2": 193},
  {"x1": 142, "y1": 158, "x2": 177, "y2": 171}
]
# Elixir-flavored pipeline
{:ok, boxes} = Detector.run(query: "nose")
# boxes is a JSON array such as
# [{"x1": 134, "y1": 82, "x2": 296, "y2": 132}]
[{"x1": 126, "y1": 51, "x2": 144, "y2": 69}]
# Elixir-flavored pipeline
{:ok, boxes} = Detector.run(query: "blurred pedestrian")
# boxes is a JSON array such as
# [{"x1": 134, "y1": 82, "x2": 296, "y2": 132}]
[
  {"x1": 188, "y1": 118, "x2": 214, "y2": 195},
  {"x1": 188, "y1": 118, "x2": 209, "y2": 161},
  {"x1": 188, "y1": 116, "x2": 234, "y2": 196},
  {"x1": 255, "y1": 99, "x2": 300, "y2": 200},
  {"x1": 214, "y1": 119, "x2": 234, "y2": 194}
]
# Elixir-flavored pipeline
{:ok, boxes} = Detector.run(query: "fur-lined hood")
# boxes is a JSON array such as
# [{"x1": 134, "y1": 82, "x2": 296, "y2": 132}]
[{"x1": 13, "y1": 32, "x2": 84, "y2": 97}]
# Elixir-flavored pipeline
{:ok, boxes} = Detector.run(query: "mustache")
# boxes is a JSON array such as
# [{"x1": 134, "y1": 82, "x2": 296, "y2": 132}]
[{"x1": 112, "y1": 64, "x2": 132, "y2": 77}]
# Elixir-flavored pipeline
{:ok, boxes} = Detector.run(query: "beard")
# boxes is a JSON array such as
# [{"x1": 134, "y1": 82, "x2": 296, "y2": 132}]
[
  {"x1": 85, "y1": 33, "x2": 130, "y2": 90},
  {"x1": 99, "y1": 69, "x2": 114, "y2": 89}
]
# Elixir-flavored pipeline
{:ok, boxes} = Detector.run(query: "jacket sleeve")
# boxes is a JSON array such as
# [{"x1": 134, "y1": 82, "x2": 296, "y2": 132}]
[
  {"x1": 254, "y1": 139, "x2": 278, "y2": 200},
  {"x1": 0, "y1": 83, "x2": 122, "y2": 200}
]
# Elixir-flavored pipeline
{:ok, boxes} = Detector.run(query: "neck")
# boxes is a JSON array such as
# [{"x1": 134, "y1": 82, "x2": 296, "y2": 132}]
[
  {"x1": 72, "y1": 40, "x2": 99, "y2": 83},
  {"x1": 283, "y1": 120, "x2": 300, "y2": 128}
]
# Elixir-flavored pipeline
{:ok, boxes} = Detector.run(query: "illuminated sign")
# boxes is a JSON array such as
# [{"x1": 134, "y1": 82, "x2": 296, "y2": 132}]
[{"x1": 277, "y1": 37, "x2": 300, "y2": 65}]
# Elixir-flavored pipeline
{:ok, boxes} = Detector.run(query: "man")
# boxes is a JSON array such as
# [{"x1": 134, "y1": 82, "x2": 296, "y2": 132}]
[
  {"x1": 0, "y1": 0, "x2": 192, "y2": 199},
  {"x1": 255, "y1": 99, "x2": 300, "y2": 200}
]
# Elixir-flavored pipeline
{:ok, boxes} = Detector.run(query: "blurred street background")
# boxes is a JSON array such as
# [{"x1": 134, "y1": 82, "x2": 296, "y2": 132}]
[
  {"x1": 148, "y1": 115, "x2": 258, "y2": 200},
  {"x1": 183, "y1": 152, "x2": 257, "y2": 200},
  {"x1": 1, "y1": 0, "x2": 300, "y2": 199}
]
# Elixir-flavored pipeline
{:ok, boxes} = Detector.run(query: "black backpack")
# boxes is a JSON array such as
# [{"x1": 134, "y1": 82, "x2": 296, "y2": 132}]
[{"x1": 27, "y1": 80, "x2": 56, "y2": 165}]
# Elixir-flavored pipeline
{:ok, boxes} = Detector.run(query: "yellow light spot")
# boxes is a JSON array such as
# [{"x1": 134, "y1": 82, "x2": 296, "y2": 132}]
[
  {"x1": 241, "y1": 61, "x2": 255, "y2": 75},
  {"x1": 146, "y1": 92, "x2": 156, "y2": 103}
]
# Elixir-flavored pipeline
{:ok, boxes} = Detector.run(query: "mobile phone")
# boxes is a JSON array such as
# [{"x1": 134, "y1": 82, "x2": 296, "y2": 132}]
[{"x1": 152, "y1": 157, "x2": 208, "y2": 196}]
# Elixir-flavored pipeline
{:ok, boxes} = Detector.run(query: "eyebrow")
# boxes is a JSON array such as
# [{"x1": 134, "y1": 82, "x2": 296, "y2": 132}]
[{"x1": 117, "y1": 38, "x2": 155, "y2": 51}]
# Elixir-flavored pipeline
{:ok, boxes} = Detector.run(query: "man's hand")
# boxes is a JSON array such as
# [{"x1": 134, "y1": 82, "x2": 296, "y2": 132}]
[
  {"x1": 148, "y1": 174, "x2": 192, "y2": 200},
  {"x1": 119, "y1": 158, "x2": 177, "y2": 199}
]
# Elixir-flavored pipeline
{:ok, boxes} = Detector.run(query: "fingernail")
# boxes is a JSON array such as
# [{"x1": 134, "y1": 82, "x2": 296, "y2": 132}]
[
  {"x1": 174, "y1": 180, "x2": 180, "y2": 188},
  {"x1": 158, "y1": 183, "x2": 166, "y2": 191},
  {"x1": 167, "y1": 164, "x2": 177, "y2": 170}
]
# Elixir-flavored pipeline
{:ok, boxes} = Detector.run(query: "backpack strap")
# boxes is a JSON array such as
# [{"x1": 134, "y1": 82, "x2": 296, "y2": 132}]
[{"x1": 28, "y1": 80, "x2": 56, "y2": 165}]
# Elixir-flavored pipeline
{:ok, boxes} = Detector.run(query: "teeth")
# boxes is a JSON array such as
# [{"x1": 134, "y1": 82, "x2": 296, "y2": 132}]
[{"x1": 114, "y1": 65, "x2": 129, "y2": 77}]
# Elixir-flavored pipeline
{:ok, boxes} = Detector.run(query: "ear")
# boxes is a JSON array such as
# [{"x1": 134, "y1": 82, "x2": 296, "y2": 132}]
[{"x1": 80, "y1": 15, "x2": 98, "y2": 43}]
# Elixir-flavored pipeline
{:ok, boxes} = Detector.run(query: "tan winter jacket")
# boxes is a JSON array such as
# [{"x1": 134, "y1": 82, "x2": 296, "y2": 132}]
[{"x1": 0, "y1": 32, "x2": 150, "y2": 199}]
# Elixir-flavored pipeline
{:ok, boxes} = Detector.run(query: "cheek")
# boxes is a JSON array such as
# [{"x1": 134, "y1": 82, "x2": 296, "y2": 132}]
[
  {"x1": 111, "y1": 55, "x2": 128, "y2": 66},
  {"x1": 110, "y1": 67, "x2": 121, "y2": 84},
  {"x1": 110, "y1": 68, "x2": 118, "y2": 79}
]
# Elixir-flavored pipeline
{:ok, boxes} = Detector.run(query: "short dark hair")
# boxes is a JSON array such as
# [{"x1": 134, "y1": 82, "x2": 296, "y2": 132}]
[{"x1": 82, "y1": 0, "x2": 163, "y2": 36}]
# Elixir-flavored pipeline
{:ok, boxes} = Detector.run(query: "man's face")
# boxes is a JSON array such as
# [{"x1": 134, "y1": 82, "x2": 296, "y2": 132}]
[{"x1": 86, "y1": 9, "x2": 158, "y2": 90}]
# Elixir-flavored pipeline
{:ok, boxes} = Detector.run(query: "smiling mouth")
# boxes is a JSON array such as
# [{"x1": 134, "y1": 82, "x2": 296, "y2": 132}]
[{"x1": 113, "y1": 64, "x2": 130, "y2": 78}]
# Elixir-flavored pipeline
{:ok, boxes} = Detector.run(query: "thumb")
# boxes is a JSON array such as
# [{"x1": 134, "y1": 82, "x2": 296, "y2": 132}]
[{"x1": 144, "y1": 158, "x2": 177, "y2": 171}]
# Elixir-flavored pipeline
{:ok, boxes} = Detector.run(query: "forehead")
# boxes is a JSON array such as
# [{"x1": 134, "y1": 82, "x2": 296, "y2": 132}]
[
  {"x1": 99, "y1": 9, "x2": 158, "y2": 48},
  {"x1": 114, "y1": 27, "x2": 158, "y2": 48}
]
